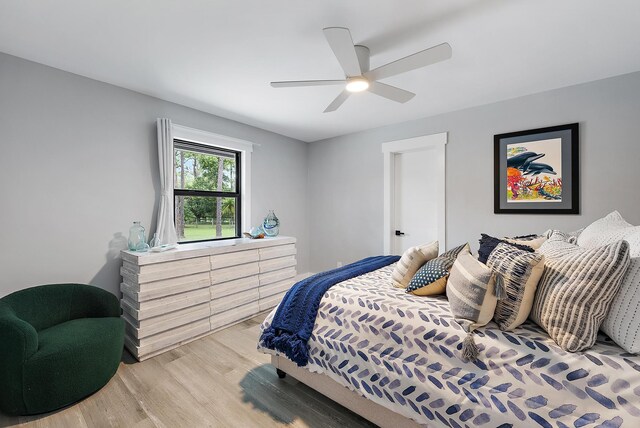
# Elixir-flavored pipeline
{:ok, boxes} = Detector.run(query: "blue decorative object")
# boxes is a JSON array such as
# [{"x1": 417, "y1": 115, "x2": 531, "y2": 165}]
[
  {"x1": 259, "y1": 255, "x2": 399, "y2": 366},
  {"x1": 250, "y1": 225, "x2": 264, "y2": 237},
  {"x1": 262, "y1": 210, "x2": 280, "y2": 237}
]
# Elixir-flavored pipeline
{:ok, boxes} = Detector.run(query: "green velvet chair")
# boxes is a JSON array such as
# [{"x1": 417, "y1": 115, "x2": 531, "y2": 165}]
[{"x1": 0, "y1": 284, "x2": 124, "y2": 415}]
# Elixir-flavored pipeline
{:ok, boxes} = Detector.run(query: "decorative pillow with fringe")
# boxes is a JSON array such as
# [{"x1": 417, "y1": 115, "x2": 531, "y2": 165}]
[
  {"x1": 446, "y1": 246, "x2": 499, "y2": 362},
  {"x1": 487, "y1": 243, "x2": 545, "y2": 331},
  {"x1": 391, "y1": 241, "x2": 438, "y2": 288},
  {"x1": 478, "y1": 234, "x2": 534, "y2": 264},
  {"x1": 505, "y1": 234, "x2": 547, "y2": 250}
]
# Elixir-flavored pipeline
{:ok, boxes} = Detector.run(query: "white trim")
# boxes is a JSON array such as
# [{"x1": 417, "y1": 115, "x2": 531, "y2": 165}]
[
  {"x1": 171, "y1": 123, "x2": 254, "y2": 235},
  {"x1": 382, "y1": 132, "x2": 447, "y2": 255},
  {"x1": 171, "y1": 123, "x2": 256, "y2": 152}
]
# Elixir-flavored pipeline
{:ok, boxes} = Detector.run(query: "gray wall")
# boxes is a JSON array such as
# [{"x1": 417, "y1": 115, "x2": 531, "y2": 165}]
[
  {"x1": 3, "y1": 50, "x2": 639, "y2": 292},
  {"x1": 308, "y1": 71, "x2": 640, "y2": 273},
  {"x1": 0, "y1": 52, "x2": 309, "y2": 297}
]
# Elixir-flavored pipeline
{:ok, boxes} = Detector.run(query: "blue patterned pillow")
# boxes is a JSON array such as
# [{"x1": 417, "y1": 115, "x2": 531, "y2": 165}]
[
  {"x1": 407, "y1": 258, "x2": 449, "y2": 296},
  {"x1": 406, "y1": 243, "x2": 469, "y2": 296}
]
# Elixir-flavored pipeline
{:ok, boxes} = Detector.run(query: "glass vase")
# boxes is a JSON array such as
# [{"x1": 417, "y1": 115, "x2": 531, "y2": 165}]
[
  {"x1": 262, "y1": 210, "x2": 280, "y2": 237},
  {"x1": 128, "y1": 221, "x2": 149, "y2": 252},
  {"x1": 149, "y1": 232, "x2": 162, "y2": 249}
]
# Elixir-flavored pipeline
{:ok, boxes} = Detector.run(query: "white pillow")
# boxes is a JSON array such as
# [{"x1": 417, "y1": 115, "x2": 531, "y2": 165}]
[
  {"x1": 576, "y1": 211, "x2": 640, "y2": 353},
  {"x1": 577, "y1": 211, "x2": 640, "y2": 256},
  {"x1": 391, "y1": 241, "x2": 439, "y2": 288},
  {"x1": 601, "y1": 258, "x2": 640, "y2": 353}
]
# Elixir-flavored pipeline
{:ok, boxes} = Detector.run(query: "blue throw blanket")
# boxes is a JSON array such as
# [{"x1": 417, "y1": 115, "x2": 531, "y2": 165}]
[{"x1": 259, "y1": 255, "x2": 400, "y2": 366}]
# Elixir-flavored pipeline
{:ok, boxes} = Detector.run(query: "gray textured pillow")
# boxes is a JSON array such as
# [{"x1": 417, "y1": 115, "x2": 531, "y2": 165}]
[
  {"x1": 487, "y1": 243, "x2": 545, "y2": 331},
  {"x1": 530, "y1": 231, "x2": 630, "y2": 352},
  {"x1": 446, "y1": 247, "x2": 498, "y2": 361},
  {"x1": 439, "y1": 243, "x2": 470, "y2": 270}
]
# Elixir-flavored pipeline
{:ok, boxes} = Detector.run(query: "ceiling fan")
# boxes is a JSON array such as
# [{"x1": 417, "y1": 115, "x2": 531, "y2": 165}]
[{"x1": 270, "y1": 27, "x2": 452, "y2": 113}]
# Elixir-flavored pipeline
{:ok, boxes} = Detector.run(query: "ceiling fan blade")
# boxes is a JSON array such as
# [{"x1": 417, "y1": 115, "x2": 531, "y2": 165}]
[
  {"x1": 364, "y1": 43, "x2": 452, "y2": 81},
  {"x1": 368, "y1": 82, "x2": 415, "y2": 103},
  {"x1": 323, "y1": 90, "x2": 351, "y2": 113},
  {"x1": 323, "y1": 27, "x2": 362, "y2": 77},
  {"x1": 271, "y1": 80, "x2": 345, "y2": 88}
]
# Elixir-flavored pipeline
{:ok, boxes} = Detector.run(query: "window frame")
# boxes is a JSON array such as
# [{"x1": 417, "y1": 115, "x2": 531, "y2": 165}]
[{"x1": 173, "y1": 139, "x2": 242, "y2": 244}]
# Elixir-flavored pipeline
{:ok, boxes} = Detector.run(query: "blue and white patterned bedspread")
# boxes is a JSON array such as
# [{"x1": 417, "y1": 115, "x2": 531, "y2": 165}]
[{"x1": 258, "y1": 264, "x2": 640, "y2": 427}]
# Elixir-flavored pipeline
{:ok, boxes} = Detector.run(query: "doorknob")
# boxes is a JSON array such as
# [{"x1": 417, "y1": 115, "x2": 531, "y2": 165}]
[{"x1": 395, "y1": 230, "x2": 405, "y2": 236}]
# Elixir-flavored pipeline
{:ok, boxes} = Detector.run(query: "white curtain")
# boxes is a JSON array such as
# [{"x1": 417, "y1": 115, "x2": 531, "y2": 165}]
[{"x1": 155, "y1": 118, "x2": 179, "y2": 245}]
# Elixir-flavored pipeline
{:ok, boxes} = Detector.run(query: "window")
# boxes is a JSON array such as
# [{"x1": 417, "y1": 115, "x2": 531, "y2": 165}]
[{"x1": 173, "y1": 139, "x2": 241, "y2": 243}]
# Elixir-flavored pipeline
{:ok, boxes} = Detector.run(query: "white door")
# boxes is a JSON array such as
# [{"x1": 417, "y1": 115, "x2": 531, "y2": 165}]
[{"x1": 392, "y1": 148, "x2": 441, "y2": 254}]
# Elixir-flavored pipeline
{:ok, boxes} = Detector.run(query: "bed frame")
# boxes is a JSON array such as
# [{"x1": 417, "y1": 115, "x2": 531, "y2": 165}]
[{"x1": 271, "y1": 355, "x2": 420, "y2": 428}]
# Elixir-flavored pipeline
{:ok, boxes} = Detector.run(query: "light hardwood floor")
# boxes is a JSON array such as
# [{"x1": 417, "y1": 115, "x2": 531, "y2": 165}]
[{"x1": 0, "y1": 313, "x2": 375, "y2": 428}]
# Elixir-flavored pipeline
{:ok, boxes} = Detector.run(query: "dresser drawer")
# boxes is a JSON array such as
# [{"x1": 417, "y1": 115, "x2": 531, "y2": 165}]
[
  {"x1": 210, "y1": 301, "x2": 259, "y2": 331},
  {"x1": 210, "y1": 262, "x2": 259, "y2": 284},
  {"x1": 259, "y1": 293, "x2": 286, "y2": 312},
  {"x1": 127, "y1": 318, "x2": 211, "y2": 358},
  {"x1": 123, "y1": 303, "x2": 211, "y2": 339},
  {"x1": 121, "y1": 256, "x2": 210, "y2": 283},
  {"x1": 259, "y1": 255, "x2": 296, "y2": 274},
  {"x1": 260, "y1": 267, "x2": 296, "y2": 286},
  {"x1": 210, "y1": 289, "x2": 259, "y2": 315},
  {"x1": 121, "y1": 271, "x2": 211, "y2": 300},
  {"x1": 260, "y1": 278, "x2": 295, "y2": 298},
  {"x1": 121, "y1": 287, "x2": 210, "y2": 320},
  {"x1": 259, "y1": 244, "x2": 296, "y2": 261},
  {"x1": 210, "y1": 249, "x2": 259, "y2": 269},
  {"x1": 210, "y1": 275, "x2": 259, "y2": 300}
]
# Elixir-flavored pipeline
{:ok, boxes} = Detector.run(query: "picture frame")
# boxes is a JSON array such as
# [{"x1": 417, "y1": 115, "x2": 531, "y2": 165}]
[{"x1": 494, "y1": 123, "x2": 579, "y2": 214}]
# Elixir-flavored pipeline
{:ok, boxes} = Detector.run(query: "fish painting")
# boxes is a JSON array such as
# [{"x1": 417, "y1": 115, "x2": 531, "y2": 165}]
[{"x1": 506, "y1": 138, "x2": 562, "y2": 203}]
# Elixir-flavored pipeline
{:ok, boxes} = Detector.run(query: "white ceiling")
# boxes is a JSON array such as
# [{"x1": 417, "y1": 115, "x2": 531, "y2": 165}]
[{"x1": 1, "y1": 1, "x2": 640, "y2": 142}]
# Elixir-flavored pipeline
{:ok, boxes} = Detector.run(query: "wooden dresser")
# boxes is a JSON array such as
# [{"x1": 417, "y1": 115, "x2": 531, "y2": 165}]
[{"x1": 120, "y1": 236, "x2": 296, "y2": 361}]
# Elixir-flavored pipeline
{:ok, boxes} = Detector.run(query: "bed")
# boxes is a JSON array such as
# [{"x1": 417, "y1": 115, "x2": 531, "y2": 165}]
[{"x1": 258, "y1": 264, "x2": 640, "y2": 427}]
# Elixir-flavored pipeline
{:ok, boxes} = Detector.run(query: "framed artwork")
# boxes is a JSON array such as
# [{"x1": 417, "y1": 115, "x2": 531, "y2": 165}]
[{"x1": 494, "y1": 123, "x2": 579, "y2": 214}]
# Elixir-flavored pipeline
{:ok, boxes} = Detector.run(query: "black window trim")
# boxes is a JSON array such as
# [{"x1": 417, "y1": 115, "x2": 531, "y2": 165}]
[{"x1": 173, "y1": 138, "x2": 242, "y2": 244}]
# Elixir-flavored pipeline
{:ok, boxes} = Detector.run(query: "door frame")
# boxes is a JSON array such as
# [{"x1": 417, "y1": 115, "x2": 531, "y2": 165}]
[{"x1": 382, "y1": 132, "x2": 447, "y2": 255}]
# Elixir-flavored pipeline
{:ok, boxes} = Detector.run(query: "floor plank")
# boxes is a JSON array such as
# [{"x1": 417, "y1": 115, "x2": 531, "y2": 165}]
[{"x1": 0, "y1": 312, "x2": 375, "y2": 428}]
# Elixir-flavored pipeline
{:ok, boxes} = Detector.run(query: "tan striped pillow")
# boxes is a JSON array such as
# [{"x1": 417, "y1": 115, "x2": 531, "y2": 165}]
[
  {"x1": 391, "y1": 241, "x2": 438, "y2": 288},
  {"x1": 530, "y1": 231, "x2": 630, "y2": 352},
  {"x1": 488, "y1": 243, "x2": 545, "y2": 331}
]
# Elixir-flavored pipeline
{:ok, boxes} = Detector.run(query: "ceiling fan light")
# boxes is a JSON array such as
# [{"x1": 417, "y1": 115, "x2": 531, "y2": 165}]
[{"x1": 345, "y1": 78, "x2": 369, "y2": 93}]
